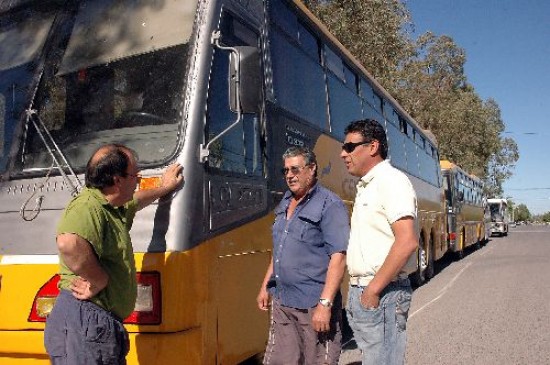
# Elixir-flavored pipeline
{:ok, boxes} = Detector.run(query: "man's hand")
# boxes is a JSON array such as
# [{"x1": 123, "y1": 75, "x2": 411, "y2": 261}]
[
  {"x1": 135, "y1": 163, "x2": 184, "y2": 210},
  {"x1": 257, "y1": 287, "x2": 271, "y2": 311},
  {"x1": 161, "y1": 163, "x2": 184, "y2": 191},
  {"x1": 312, "y1": 305, "x2": 331, "y2": 332},
  {"x1": 360, "y1": 286, "x2": 380, "y2": 309},
  {"x1": 70, "y1": 276, "x2": 106, "y2": 300},
  {"x1": 57, "y1": 233, "x2": 109, "y2": 300}
]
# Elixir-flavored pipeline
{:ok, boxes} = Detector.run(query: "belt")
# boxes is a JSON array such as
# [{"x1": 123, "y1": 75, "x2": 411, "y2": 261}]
[
  {"x1": 349, "y1": 275, "x2": 408, "y2": 287},
  {"x1": 349, "y1": 275, "x2": 373, "y2": 287}
]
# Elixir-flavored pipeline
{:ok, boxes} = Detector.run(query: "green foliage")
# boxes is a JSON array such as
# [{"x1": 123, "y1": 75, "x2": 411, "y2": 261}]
[
  {"x1": 541, "y1": 212, "x2": 550, "y2": 223},
  {"x1": 304, "y1": 0, "x2": 519, "y2": 197},
  {"x1": 514, "y1": 203, "x2": 531, "y2": 222},
  {"x1": 306, "y1": 0, "x2": 414, "y2": 84}
]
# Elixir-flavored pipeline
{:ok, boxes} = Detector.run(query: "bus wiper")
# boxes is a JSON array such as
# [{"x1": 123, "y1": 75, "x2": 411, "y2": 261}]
[
  {"x1": 19, "y1": 109, "x2": 82, "y2": 221},
  {"x1": 24, "y1": 109, "x2": 82, "y2": 195}
]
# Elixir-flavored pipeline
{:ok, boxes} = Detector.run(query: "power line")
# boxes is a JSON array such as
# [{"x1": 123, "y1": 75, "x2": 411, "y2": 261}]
[{"x1": 507, "y1": 188, "x2": 550, "y2": 191}]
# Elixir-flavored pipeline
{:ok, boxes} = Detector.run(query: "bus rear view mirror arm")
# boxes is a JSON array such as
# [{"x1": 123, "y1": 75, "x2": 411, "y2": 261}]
[{"x1": 200, "y1": 31, "x2": 261, "y2": 163}]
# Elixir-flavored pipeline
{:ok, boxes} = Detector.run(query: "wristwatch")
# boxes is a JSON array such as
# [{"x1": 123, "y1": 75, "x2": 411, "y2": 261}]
[{"x1": 318, "y1": 298, "x2": 332, "y2": 307}]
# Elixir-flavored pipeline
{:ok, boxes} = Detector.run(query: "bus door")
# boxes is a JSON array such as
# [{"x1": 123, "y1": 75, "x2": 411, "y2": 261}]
[{"x1": 202, "y1": 8, "x2": 270, "y2": 363}]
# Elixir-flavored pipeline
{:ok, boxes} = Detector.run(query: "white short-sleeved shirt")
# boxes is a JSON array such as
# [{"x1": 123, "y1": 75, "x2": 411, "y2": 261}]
[{"x1": 347, "y1": 160, "x2": 417, "y2": 279}]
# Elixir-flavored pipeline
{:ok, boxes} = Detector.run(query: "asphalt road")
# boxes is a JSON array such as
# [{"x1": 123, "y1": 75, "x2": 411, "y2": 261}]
[{"x1": 340, "y1": 224, "x2": 550, "y2": 365}]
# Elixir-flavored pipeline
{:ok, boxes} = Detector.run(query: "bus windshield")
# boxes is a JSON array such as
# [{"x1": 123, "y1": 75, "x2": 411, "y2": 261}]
[
  {"x1": 0, "y1": 0, "x2": 197, "y2": 175},
  {"x1": 489, "y1": 203, "x2": 503, "y2": 221}
]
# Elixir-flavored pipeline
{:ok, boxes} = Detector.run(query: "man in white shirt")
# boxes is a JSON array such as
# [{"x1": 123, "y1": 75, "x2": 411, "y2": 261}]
[{"x1": 340, "y1": 119, "x2": 418, "y2": 365}]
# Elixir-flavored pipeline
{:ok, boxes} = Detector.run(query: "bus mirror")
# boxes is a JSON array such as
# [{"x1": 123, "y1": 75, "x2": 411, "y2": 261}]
[
  {"x1": 458, "y1": 191, "x2": 464, "y2": 201},
  {"x1": 229, "y1": 46, "x2": 261, "y2": 114}
]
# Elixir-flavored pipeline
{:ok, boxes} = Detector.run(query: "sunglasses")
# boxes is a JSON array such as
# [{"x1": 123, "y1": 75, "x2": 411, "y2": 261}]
[
  {"x1": 281, "y1": 165, "x2": 307, "y2": 176},
  {"x1": 341, "y1": 140, "x2": 372, "y2": 153}
]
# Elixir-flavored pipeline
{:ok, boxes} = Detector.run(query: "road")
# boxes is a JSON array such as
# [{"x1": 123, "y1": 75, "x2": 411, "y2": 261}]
[{"x1": 340, "y1": 224, "x2": 550, "y2": 364}]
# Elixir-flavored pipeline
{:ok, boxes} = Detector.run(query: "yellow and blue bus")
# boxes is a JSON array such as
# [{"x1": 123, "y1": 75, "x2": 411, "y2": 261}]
[
  {"x1": 0, "y1": 0, "x2": 445, "y2": 363},
  {"x1": 440, "y1": 160, "x2": 487, "y2": 258}
]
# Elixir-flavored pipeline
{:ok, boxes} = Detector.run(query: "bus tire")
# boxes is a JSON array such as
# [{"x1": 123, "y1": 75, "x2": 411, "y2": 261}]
[
  {"x1": 425, "y1": 237, "x2": 435, "y2": 280},
  {"x1": 412, "y1": 236, "x2": 426, "y2": 287},
  {"x1": 455, "y1": 230, "x2": 465, "y2": 260}
]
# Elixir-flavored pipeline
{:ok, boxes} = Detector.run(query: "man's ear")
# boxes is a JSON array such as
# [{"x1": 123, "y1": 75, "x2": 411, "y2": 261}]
[
  {"x1": 369, "y1": 140, "x2": 380, "y2": 156},
  {"x1": 113, "y1": 175, "x2": 123, "y2": 186}
]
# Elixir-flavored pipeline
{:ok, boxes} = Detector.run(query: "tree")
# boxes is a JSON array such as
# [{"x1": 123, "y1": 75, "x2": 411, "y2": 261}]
[
  {"x1": 514, "y1": 204, "x2": 531, "y2": 222},
  {"x1": 306, "y1": 0, "x2": 414, "y2": 84},
  {"x1": 541, "y1": 212, "x2": 550, "y2": 223},
  {"x1": 304, "y1": 0, "x2": 519, "y2": 193}
]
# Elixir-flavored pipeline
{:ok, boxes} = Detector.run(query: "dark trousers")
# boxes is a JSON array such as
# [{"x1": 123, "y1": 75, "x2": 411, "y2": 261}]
[{"x1": 44, "y1": 290, "x2": 129, "y2": 365}]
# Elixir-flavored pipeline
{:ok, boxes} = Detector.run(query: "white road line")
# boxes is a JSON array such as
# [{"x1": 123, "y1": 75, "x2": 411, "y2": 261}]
[
  {"x1": 409, "y1": 245, "x2": 494, "y2": 319},
  {"x1": 409, "y1": 262, "x2": 471, "y2": 319}
]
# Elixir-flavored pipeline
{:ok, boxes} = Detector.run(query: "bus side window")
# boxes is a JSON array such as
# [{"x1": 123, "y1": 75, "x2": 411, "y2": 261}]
[
  {"x1": 206, "y1": 14, "x2": 263, "y2": 176},
  {"x1": 386, "y1": 121, "x2": 406, "y2": 170},
  {"x1": 0, "y1": 94, "x2": 4, "y2": 169}
]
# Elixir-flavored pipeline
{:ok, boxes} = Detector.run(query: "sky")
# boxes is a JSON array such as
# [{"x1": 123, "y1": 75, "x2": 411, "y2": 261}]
[{"x1": 405, "y1": 0, "x2": 550, "y2": 215}]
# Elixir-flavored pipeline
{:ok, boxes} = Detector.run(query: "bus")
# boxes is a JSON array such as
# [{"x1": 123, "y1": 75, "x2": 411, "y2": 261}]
[
  {"x1": 487, "y1": 198, "x2": 510, "y2": 236},
  {"x1": 440, "y1": 160, "x2": 486, "y2": 258},
  {"x1": 0, "y1": 0, "x2": 445, "y2": 363}
]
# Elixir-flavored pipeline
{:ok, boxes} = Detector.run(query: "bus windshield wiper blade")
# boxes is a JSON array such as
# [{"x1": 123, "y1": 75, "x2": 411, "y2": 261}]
[{"x1": 24, "y1": 109, "x2": 82, "y2": 196}]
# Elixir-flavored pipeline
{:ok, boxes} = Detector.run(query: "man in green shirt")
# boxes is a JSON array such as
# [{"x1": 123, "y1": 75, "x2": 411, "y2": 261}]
[{"x1": 44, "y1": 144, "x2": 183, "y2": 364}]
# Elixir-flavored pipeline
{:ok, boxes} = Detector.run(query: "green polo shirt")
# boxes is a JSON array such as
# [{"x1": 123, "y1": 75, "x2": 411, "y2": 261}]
[{"x1": 56, "y1": 187, "x2": 139, "y2": 319}]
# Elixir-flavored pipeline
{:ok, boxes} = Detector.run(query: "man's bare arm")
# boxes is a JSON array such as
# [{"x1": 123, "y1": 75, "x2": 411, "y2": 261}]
[
  {"x1": 134, "y1": 163, "x2": 184, "y2": 211},
  {"x1": 361, "y1": 217, "x2": 417, "y2": 308},
  {"x1": 312, "y1": 252, "x2": 346, "y2": 332},
  {"x1": 57, "y1": 233, "x2": 109, "y2": 299}
]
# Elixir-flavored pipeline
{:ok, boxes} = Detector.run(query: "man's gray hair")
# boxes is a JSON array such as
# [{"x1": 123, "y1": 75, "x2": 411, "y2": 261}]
[{"x1": 282, "y1": 146, "x2": 318, "y2": 177}]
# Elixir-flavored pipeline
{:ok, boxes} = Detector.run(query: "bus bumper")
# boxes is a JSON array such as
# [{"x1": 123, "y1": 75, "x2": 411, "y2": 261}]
[{"x1": 0, "y1": 328, "x2": 203, "y2": 364}]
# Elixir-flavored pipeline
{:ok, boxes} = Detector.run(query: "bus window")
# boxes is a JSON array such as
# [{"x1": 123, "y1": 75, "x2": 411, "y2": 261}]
[
  {"x1": 18, "y1": 0, "x2": 193, "y2": 172},
  {"x1": 298, "y1": 22, "x2": 319, "y2": 61},
  {"x1": 386, "y1": 107, "x2": 399, "y2": 126},
  {"x1": 270, "y1": 0, "x2": 299, "y2": 41},
  {"x1": 360, "y1": 78, "x2": 374, "y2": 106},
  {"x1": 324, "y1": 45, "x2": 345, "y2": 81},
  {"x1": 362, "y1": 102, "x2": 379, "y2": 122},
  {"x1": 206, "y1": 14, "x2": 262, "y2": 176},
  {"x1": 386, "y1": 122, "x2": 406, "y2": 170},
  {"x1": 344, "y1": 64, "x2": 358, "y2": 93},
  {"x1": 373, "y1": 92, "x2": 384, "y2": 114},
  {"x1": 326, "y1": 72, "x2": 362, "y2": 139},
  {"x1": 398, "y1": 116, "x2": 405, "y2": 135},
  {"x1": 0, "y1": 3, "x2": 58, "y2": 173},
  {"x1": 269, "y1": 24, "x2": 326, "y2": 129},
  {"x1": 0, "y1": 94, "x2": 4, "y2": 166},
  {"x1": 404, "y1": 130, "x2": 419, "y2": 176}
]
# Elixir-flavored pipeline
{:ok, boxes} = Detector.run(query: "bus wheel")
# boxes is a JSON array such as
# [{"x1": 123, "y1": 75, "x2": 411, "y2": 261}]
[
  {"x1": 474, "y1": 235, "x2": 482, "y2": 250},
  {"x1": 412, "y1": 236, "x2": 426, "y2": 287},
  {"x1": 455, "y1": 230, "x2": 465, "y2": 260},
  {"x1": 425, "y1": 238, "x2": 435, "y2": 280}
]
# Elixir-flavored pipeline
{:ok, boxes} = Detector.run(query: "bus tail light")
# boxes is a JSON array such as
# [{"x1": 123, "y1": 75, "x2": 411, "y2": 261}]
[
  {"x1": 124, "y1": 271, "x2": 162, "y2": 325},
  {"x1": 28, "y1": 274, "x2": 60, "y2": 322},
  {"x1": 449, "y1": 232, "x2": 456, "y2": 241},
  {"x1": 28, "y1": 272, "x2": 161, "y2": 324}
]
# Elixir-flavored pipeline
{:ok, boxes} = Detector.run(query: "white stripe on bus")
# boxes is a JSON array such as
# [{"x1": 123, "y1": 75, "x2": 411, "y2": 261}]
[{"x1": 0, "y1": 255, "x2": 59, "y2": 265}]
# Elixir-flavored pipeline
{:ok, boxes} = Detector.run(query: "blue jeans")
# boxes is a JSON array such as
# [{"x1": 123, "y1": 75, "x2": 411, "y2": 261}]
[{"x1": 346, "y1": 279, "x2": 412, "y2": 365}]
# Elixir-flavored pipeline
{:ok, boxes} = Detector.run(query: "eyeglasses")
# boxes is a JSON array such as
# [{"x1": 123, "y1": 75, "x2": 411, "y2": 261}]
[
  {"x1": 281, "y1": 165, "x2": 307, "y2": 176},
  {"x1": 341, "y1": 140, "x2": 372, "y2": 153},
  {"x1": 125, "y1": 173, "x2": 142, "y2": 182}
]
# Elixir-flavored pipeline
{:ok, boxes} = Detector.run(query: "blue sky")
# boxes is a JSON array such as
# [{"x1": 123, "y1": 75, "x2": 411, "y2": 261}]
[{"x1": 406, "y1": 0, "x2": 550, "y2": 215}]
